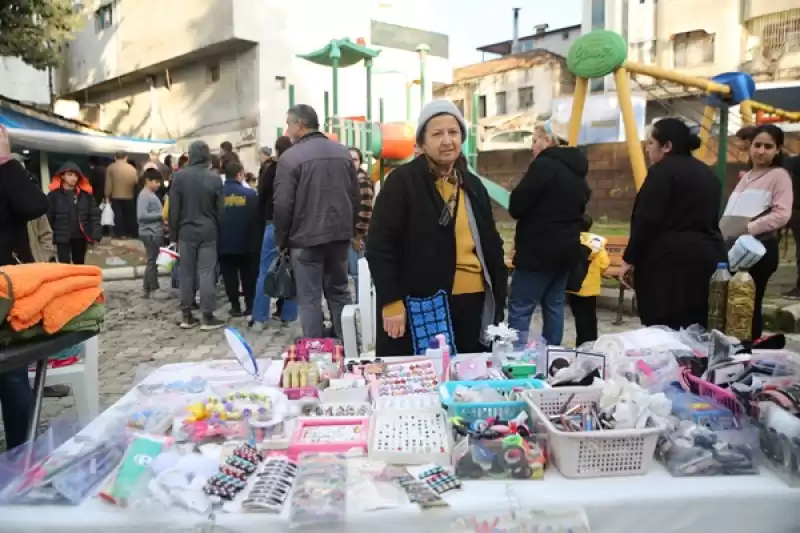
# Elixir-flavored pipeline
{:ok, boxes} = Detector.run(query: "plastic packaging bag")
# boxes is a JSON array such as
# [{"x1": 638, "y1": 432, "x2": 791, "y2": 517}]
[
  {"x1": 264, "y1": 251, "x2": 296, "y2": 299},
  {"x1": 728, "y1": 235, "x2": 765, "y2": 272},
  {"x1": 288, "y1": 453, "x2": 348, "y2": 529},
  {"x1": 657, "y1": 420, "x2": 758, "y2": 477},
  {"x1": 101, "y1": 202, "x2": 115, "y2": 227}
]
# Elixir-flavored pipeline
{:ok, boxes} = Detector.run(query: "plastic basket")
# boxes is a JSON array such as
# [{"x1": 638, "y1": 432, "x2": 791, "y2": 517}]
[
  {"x1": 683, "y1": 373, "x2": 742, "y2": 417},
  {"x1": 439, "y1": 379, "x2": 545, "y2": 421},
  {"x1": 523, "y1": 387, "x2": 663, "y2": 479}
]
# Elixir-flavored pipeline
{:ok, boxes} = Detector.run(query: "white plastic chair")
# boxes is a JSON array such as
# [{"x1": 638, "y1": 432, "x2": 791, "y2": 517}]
[
  {"x1": 28, "y1": 335, "x2": 100, "y2": 426},
  {"x1": 341, "y1": 258, "x2": 377, "y2": 359}
]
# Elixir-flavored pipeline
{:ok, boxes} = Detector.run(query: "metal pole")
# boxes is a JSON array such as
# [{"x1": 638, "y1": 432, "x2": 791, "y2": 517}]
[
  {"x1": 469, "y1": 91, "x2": 479, "y2": 169},
  {"x1": 716, "y1": 104, "x2": 730, "y2": 201},
  {"x1": 613, "y1": 68, "x2": 648, "y2": 190},
  {"x1": 288, "y1": 84, "x2": 296, "y2": 108},
  {"x1": 332, "y1": 56, "x2": 340, "y2": 139},
  {"x1": 365, "y1": 59, "x2": 374, "y2": 175},
  {"x1": 324, "y1": 91, "x2": 330, "y2": 131},
  {"x1": 416, "y1": 44, "x2": 430, "y2": 108},
  {"x1": 405, "y1": 83, "x2": 412, "y2": 121},
  {"x1": 379, "y1": 98, "x2": 386, "y2": 185},
  {"x1": 567, "y1": 78, "x2": 588, "y2": 146},
  {"x1": 695, "y1": 105, "x2": 716, "y2": 159}
]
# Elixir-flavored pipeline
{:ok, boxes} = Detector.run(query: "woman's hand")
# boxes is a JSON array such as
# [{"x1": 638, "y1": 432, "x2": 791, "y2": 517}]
[
  {"x1": 619, "y1": 261, "x2": 633, "y2": 289},
  {"x1": 383, "y1": 310, "x2": 405, "y2": 339}
]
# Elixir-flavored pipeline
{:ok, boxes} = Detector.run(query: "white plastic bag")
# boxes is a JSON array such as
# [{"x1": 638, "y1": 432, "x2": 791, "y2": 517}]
[{"x1": 101, "y1": 202, "x2": 115, "y2": 226}]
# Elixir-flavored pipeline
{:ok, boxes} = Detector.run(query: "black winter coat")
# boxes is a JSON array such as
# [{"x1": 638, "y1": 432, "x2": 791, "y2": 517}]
[
  {"x1": 366, "y1": 156, "x2": 507, "y2": 356},
  {"x1": 47, "y1": 162, "x2": 102, "y2": 246},
  {"x1": 0, "y1": 159, "x2": 49, "y2": 266},
  {"x1": 509, "y1": 147, "x2": 591, "y2": 273}
]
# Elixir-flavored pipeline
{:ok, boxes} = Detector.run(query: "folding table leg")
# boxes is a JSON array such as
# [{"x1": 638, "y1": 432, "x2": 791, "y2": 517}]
[{"x1": 27, "y1": 360, "x2": 49, "y2": 443}]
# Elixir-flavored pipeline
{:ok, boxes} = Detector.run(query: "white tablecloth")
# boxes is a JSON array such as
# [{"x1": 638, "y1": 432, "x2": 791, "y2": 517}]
[{"x1": 3, "y1": 360, "x2": 800, "y2": 533}]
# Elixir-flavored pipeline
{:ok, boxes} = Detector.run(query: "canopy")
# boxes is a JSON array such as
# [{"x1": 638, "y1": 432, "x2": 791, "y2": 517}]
[
  {"x1": 297, "y1": 38, "x2": 380, "y2": 68},
  {"x1": 8, "y1": 128, "x2": 175, "y2": 156}
]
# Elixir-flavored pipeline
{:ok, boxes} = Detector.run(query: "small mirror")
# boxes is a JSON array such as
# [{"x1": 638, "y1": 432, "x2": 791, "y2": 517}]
[{"x1": 224, "y1": 327, "x2": 259, "y2": 378}]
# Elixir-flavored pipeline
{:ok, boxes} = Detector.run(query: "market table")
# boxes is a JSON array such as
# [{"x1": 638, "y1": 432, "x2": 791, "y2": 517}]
[
  {"x1": 0, "y1": 331, "x2": 97, "y2": 442},
  {"x1": 2, "y1": 359, "x2": 800, "y2": 533}
]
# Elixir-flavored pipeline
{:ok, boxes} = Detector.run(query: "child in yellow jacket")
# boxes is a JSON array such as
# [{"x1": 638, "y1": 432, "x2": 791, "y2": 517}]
[{"x1": 567, "y1": 215, "x2": 610, "y2": 346}]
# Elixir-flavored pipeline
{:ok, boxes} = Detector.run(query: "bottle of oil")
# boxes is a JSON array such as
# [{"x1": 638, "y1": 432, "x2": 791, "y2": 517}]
[
  {"x1": 724, "y1": 269, "x2": 756, "y2": 341},
  {"x1": 707, "y1": 262, "x2": 731, "y2": 331}
]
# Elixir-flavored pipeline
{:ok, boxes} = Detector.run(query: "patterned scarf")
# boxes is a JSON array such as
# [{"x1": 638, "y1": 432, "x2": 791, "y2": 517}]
[{"x1": 424, "y1": 154, "x2": 460, "y2": 224}]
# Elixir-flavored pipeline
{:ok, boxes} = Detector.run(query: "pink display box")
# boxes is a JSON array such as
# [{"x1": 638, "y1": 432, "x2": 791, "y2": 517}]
[
  {"x1": 289, "y1": 417, "x2": 369, "y2": 457},
  {"x1": 283, "y1": 386, "x2": 319, "y2": 400}
]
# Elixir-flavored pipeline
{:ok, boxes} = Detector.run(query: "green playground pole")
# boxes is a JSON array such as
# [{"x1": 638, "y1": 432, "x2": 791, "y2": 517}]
[
  {"x1": 324, "y1": 91, "x2": 330, "y2": 131},
  {"x1": 288, "y1": 84, "x2": 295, "y2": 108},
  {"x1": 365, "y1": 58, "x2": 374, "y2": 174},
  {"x1": 468, "y1": 92, "x2": 479, "y2": 169},
  {"x1": 416, "y1": 44, "x2": 429, "y2": 107},
  {"x1": 406, "y1": 83, "x2": 412, "y2": 121},
  {"x1": 331, "y1": 42, "x2": 341, "y2": 140},
  {"x1": 716, "y1": 104, "x2": 729, "y2": 203},
  {"x1": 379, "y1": 98, "x2": 386, "y2": 185},
  {"x1": 276, "y1": 127, "x2": 283, "y2": 139}
]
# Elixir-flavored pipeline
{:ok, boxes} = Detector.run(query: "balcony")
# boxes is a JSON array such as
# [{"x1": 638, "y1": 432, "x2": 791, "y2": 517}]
[{"x1": 59, "y1": 0, "x2": 259, "y2": 96}]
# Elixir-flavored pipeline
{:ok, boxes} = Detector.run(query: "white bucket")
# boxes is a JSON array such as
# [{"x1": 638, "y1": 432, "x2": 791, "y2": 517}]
[
  {"x1": 157, "y1": 245, "x2": 179, "y2": 271},
  {"x1": 728, "y1": 235, "x2": 766, "y2": 271}
]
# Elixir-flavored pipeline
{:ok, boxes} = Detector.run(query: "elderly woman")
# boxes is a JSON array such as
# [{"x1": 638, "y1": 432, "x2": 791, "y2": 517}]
[{"x1": 366, "y1": 100, "x2": 506, "y2": 356}]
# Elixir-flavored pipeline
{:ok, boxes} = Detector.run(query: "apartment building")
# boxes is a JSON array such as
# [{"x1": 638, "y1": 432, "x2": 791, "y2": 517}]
[
  {"x1": 55, "y1": 0, "x2": 451, "y2": 168},
  {"x1": 433, "y1": 51, "x2": 574, "y2": 149},
  {"x1": 476, "y1": 23, "x2": 582, "y2": 60}
]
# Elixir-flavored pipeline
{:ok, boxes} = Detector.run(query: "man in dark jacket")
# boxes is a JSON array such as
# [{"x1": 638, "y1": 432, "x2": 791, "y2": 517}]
[
  {"x1": 275, "y1": 104, "x2": 358, "y2": 339},
  {"x1": 507, "y1": 127, "x2": 591, "y2": 347},
  {"x1": 169, "y1": 140, "x2": 225, "y2": 330},
  {"x1": 218, "y1": 163, "x2": 259, "y2": 317},
  {"x1": 0, "y1": 125, "x2": 48, "y2": 450},
  {"x1": 86, "y1": 156, "x2": 107, "y2": 206}
]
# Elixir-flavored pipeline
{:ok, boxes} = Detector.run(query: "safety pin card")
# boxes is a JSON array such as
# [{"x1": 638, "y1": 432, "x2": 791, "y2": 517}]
[{"x1": 546, "y1": 348, "x2": 606, "y2": 379}]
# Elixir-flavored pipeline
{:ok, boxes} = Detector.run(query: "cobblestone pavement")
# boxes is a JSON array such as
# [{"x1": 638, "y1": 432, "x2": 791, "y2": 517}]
[{"x1": 0, "y1": 278, "x2": 637, "y2": 446}]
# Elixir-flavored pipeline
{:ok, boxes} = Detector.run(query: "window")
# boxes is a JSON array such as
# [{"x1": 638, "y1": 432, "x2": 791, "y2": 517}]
[
  {"x1": 591, "y1": 0, "x2": 605, "y2": 30},
  {"x1": 562, "y1": 31, "x2": 570, "y2": 40},
  {"x1": 673, "y1": 31, "x2": 715, "y2": 68},
  {"x1": 453, "y1": 99, "x2": 465, "y2": 115},
  {"x1": 207, "y1": 63, "x2": 220, "y2": 83},
  {"x1": 621, "y1": 0, "x2": 629, "y2": 42},
  {"x1": 631, "y1": 41, "x2": 656, "y2": 64},
  {"x1": 518, "y1": 87, "x2": 534, "y2": 110},
  {"x1": 478, "y1": 95, "x2": 487, "y2": 118},
  {"x1": 495, "y1": 91, "x2": 507, "y2": 115},
  {"x1": 94, "y1": 4, "x2": 113, "y2": 32}
]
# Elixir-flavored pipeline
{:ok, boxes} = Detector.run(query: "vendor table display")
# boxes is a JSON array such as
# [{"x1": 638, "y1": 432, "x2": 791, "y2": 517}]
[{"x1": 2, "y1": 328, "x2": 800, "y2": 533}]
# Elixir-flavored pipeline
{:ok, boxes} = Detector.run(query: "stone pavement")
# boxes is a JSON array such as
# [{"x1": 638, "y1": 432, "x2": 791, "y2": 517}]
[{"x1": 0, "y1": 279, "x2": 637, "y2": 447}]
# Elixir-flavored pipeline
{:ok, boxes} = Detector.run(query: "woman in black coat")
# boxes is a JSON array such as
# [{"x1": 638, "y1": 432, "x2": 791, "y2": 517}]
[
  {"x1": 366, "y1": 100, "x2": 506, "y2": 357},
  {"x1": 47, "y1": 161, "x2": 102, "y2": 265},
  {"x1": 621, "y1": 118, "x2": 726, "y2": 329}
]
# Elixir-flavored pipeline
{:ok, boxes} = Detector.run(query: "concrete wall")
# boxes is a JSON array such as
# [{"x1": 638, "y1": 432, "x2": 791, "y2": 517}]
[{"x1": 0, "y1": 57, "x2": 50, "y2": 105}]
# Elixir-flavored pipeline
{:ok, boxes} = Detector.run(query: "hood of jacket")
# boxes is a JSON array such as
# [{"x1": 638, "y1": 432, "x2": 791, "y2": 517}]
[
  {"x1": 50, "y1": 161, "x2": 92, "y2": 194},
  {"x1": 538, "y1": 146, "x2": 589, "y2": 177},
  {"x1": 188, "y1": 140, "x2": 211, "y2": 166}
]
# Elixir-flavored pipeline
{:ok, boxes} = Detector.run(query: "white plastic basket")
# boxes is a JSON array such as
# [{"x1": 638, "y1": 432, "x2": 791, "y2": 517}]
[{"x1": 523, "y1": 387, "x2": 663, "y2": 479}]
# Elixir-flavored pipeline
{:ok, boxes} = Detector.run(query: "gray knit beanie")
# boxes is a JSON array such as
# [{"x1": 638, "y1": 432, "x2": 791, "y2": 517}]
[{"x1": 415, "y1": 100, "x2": 468, "y2": 146}]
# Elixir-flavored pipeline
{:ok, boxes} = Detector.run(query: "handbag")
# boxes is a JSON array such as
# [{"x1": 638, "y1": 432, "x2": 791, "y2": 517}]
[
  {"x1": 264, "y1": 251, "x2": 296, "y2": 299},
  {"x1": 100, "y1": 202, "x2": 115, "y2": 227},
  {"x1": 405, "y1": 290, "x2": 456, "y2": 355}
]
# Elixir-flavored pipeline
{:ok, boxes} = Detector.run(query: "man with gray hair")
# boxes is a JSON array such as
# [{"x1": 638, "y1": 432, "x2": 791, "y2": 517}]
[{"x1": 274, "y1": 104, "x2": 359, "y2": 339}]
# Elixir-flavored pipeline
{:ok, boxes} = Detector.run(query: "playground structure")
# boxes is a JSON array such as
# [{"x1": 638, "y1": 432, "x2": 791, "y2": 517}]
[{"x1": 565, "y1": 30, "x2": 800, "y2": 193}]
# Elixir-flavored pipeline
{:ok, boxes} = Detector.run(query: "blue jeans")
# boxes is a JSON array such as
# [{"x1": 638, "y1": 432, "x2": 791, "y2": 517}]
[
  {"x1": 252, "y1": 224, "x2": 297, "y2": 324},
  {"x1": 507, "y1": 269, "x2": 568, "y2": 347},
  {"x1": 348, "y1": 245, "x2": 364, "y2": 302},
  {"x1": 0, "y1": 368, "x2": 34, "y2": 450}
]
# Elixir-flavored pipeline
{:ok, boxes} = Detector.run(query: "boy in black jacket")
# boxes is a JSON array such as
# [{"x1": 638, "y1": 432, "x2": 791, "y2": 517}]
[{"x1": 47, "y1": 162, "x2": 102, "y2": 264}]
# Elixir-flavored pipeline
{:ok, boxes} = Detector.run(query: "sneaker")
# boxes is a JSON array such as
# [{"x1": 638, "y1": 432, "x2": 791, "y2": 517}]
[
  {"x1": 180, "y1": 313, "x2": 199, "y2": 329},
  {"x1": 201, "y1": 314, "x2": 226, "y2": 331},
  {"x1": 782, "y1": 288, "x2": 800, "y2": 300},
  {"x1": 229, "y1": 307, "x2": 244, "y2": 318}
]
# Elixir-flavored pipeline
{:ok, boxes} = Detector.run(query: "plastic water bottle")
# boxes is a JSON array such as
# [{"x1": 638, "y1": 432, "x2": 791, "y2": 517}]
[
  {"x1": 707, "y1": 262, "x2": 731, "y2": 332},
  {"x1": 425, "y1": 338, "x2": 443, "y2": 359}
]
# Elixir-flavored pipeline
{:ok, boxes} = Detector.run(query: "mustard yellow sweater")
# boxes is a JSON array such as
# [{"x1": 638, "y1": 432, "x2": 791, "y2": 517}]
[{"x1": 383, "y1": 179, "x2": 483, "y2": 317}]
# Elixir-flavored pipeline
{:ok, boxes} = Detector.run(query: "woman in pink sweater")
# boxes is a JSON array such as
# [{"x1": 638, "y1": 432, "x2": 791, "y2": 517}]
[{"x1": 720, "y1": 124, "x2": 793, "y2": 340}]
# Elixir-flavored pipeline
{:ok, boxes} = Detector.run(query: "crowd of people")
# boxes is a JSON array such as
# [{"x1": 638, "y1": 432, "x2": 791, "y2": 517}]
[{"x1": 0, "y1": 100, "x2": 799, "y2": 450}]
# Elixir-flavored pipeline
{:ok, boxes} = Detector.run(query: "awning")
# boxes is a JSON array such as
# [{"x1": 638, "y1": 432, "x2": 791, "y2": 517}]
[{"x1": 8, "y1": 128, "x2": 175, "y2": 156}]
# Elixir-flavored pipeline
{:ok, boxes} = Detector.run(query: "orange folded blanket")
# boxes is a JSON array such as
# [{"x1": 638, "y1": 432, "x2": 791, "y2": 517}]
[{"x1": 0, "y1": 264, "x2": 104, "y2": 333}]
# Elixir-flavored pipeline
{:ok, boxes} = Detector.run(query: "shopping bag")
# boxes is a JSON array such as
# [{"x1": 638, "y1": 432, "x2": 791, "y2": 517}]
[
  {"x1": 406, "y1": 290, "x2": 456, "y2": 355},
  {"x1": 100, "y1": 202, "x2": 115, "y2": 227},
  {"x1": 264, "y1": 251, "x2": 296, "y2": 299},
  {"x1": 156, "y1": 244, "x2": 179, "y2": 272}
]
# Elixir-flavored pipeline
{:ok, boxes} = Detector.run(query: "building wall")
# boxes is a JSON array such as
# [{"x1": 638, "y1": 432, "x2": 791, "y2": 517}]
[
  {"x1": 0, "y1": 58, "x2": 50, "y2": 105},
  {"x1": 519, "y1": 29, "x2": 580, "y2": 57},
  {"x1": 437, "y1": 59, "x2": 568, "y2": 122},
  {"x1": 60, "y1": 0, "x2": 451, "y2": 154}
]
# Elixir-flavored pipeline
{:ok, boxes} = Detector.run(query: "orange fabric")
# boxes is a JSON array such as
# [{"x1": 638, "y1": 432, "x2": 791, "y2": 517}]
[
  {"x1": 0, "y1": 264, "x2": 103, "y2": 333},
  {"x1": 49, "y1": 169, "x2": 93, "y2": 195}
]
